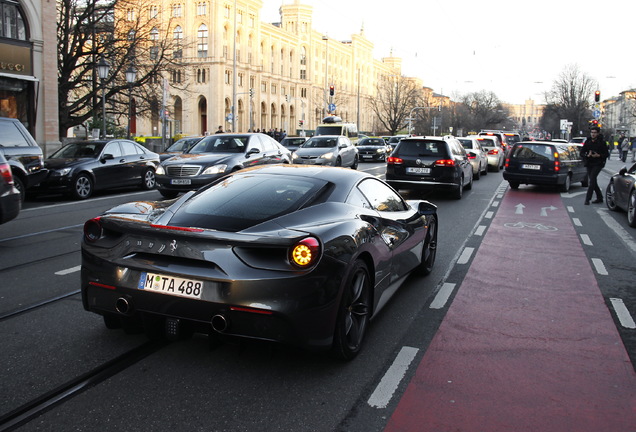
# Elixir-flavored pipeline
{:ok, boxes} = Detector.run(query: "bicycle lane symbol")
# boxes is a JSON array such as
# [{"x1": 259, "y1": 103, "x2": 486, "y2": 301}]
[{"x1": 503, "y1": 221, "x2": 558, "y2": 231}]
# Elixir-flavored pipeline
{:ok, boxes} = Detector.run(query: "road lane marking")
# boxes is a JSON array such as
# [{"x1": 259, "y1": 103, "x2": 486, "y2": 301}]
[
  {"x1": 572, "y1": 218, "x2": 582, "y2": 226},
  {"x1": 457, "y1": 248, "x2": 474, "y2": 265},
  {"x1": 591, "y1": 258, "x2": 608, "y2": 275},
  {"x1": 368, "y1": 346, "x2": 419, "y2": 409},
  {"x1": 492, "y1": 201, "x2": 500, "y2": 207},
  {"x1": 21, "y1": 190, "x2": 153, "y2": 212},
  {"x1": 567, "y1": 206, "x2": 575, "y2": 213},
  {"x1": 0, "y1": 224, "x2": 84, "y2": 243},
  {"x1": 55, "y1": 266, "x2": 81, "y2": 276},
  {"x1": 610, "y1": 298, "x2": 636, "y2": 329},
  {"x1": 474, "y1": 225, "x2": 486, "y2": 236},
  {"x1": 580, "y1": 234, "x2": 593, "y2": 246},
  {"x1": 430, "y1": 283, "x2": 456, "y2": 310},
  {"x1": 597, "y1": 208, "x2": 636, "y2": 255},
  {"x1": 485, "y1": 211, "x2": 494, "y2": 219}
]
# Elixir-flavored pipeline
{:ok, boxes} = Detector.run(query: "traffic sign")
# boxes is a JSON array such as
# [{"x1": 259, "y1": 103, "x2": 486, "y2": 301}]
[
  {"x1": 593, "y1": 109, "x2": 601, "y2": 119},
  {"x1": 328, "y1": 103, "x2": 336, "y2": 112}
]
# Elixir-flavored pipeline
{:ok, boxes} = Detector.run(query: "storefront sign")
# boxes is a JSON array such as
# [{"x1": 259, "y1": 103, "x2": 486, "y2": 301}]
[{"x1": 0, "y1": 43, "x2": 32, "y2": 76}]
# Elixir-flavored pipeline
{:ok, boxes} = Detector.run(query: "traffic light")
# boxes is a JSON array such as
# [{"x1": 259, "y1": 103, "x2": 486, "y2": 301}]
[
  {"x1": 299, "y1": 120, "x2": 304, "y2": 127},
  {"x1": 249, "y1": 88, "x2": 254, "y2": 98},
  {"x1": 594, "y1": 90, "x2": 600, "y2": 102},
  {"x1": 329, "y1": 85, "x2": 334, "y2": 96}
]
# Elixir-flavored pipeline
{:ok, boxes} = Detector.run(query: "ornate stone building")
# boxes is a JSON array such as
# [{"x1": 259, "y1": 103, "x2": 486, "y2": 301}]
[{"x1": 132, "y1": 0, "x2": 411, "y2": 137}]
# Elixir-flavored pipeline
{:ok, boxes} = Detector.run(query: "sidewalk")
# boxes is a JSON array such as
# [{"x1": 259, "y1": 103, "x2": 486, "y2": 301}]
[{"x1": 384, "y1": 188, "x2": 636, "y2": 431}]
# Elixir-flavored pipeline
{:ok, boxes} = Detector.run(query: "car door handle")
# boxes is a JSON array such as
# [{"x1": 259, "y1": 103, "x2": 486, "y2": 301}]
[{"x1": 119, "y1": 159, "x2": 126, "y2": 163}]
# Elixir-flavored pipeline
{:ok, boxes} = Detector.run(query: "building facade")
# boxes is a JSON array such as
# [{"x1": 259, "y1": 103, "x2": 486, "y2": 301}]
[
  {"x1": 0, "y1": 0, "x2": 60, "y2": 156},
  {"x1": 601, "y1": 90, "x2": 636, "y2": 138},
  {"x1": 130, "y1": 0, "x2": 410, "y2": 138}
]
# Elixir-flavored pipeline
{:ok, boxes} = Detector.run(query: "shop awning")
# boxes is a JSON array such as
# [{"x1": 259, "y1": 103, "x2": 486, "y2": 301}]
[{"x1": 0, "y1": 71, "x2": 38, "y2": 81}]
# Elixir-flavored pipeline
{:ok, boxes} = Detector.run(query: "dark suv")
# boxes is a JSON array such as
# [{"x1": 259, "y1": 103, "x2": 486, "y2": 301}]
[
  {"x1": 0, "y1": 117, "x2": 47, "y2": 201},
  {"x1": 503, "y1": 141, "x2": 588, "y2": 192},
  {"x1": 386, "y1": 136, "x2": 473, "y2": 199}
]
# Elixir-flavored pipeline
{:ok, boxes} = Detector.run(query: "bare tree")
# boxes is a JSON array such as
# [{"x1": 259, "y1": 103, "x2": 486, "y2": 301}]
[
  {"x1": 541, "y1": 64, "x2": 597, "y2": 136},
  {"x1": 57, "y1": 0, "x2": 191, "y2": 137},
  {"x1": 370, "y1": 75, "x2": 423, "y2": 135},
  {"x1": 455, "y1": 90, "x2": 509, "y2": 132}
]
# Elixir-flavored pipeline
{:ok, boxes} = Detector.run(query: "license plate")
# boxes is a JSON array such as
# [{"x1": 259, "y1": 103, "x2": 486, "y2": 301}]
[
  {"x1": 138, "y1": 272, "x2": 203, "y2": 299},
  {"x1": 171, "y1": 179, "x2": 191, "y2": 185},
  {"x1": 522, "y1": 164, "x2": 541, "y2": 170},
  {"x1": 362, "y1": 155, "x2": 373, "y2": 158},
  {"x1": 406, "y1": 167, "x2": 430, "y2": 174}
]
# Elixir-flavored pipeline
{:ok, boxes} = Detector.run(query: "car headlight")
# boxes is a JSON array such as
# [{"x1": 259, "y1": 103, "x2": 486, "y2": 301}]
[
  {"x1": 320, "y1": 152, "x2": 334, "y2": 160},
  {"x1": 202, "y1": 164, "x2": 228, "y2": 175},
  {"x1": 291, "y1": 152, "x2": 299, "y2": 160},
  {"x1": 155, "y1": 166, "x2": 165, "y2": 175},
  {"x1": 56, "y1": 168, "x2": 72, "y2": 176}
]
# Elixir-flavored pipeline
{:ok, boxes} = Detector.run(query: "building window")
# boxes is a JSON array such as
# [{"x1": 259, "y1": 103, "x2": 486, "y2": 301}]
[
  {"x1": 197, "y1": 24, "x2": 208, "y2": 57},
  {"x1": 224, "y1": 5, "x2": 231, "y2": 18},
  {"x1": 238, "y1": 10, "x2": 243, "y2": 23},
  {"x1": 149, "y1": 5, "x2": 158, "y2": 19},
  {"x1": 225, "y1": 70, "x2": 231, "y2": 85},
  {"x1": 173, "y1": 26, "x2": 183, "y2": 59},
  {"x1": 197, "y1": 2, "x2": 207, "y2": 16},
  {"x1": 271, "y1": 84, "x2": 277, "y2": 94},
  {"x1": 261, "y1": 82, "x2": 267, "y2": 92},
  {"x1": 172, "y1": 70, "x2": 182, "y2": 84},
  {"x1": 300, "y1": 70, "x2": 306, "y2": 80},
  {"x1": 197, "y1": 69, "x2": 207, "y2": 83},
  {"x1": 0, "y1": 2, "x2": 25, "y2": 40},
  {"x1": 126, "y1": 8, "x2": 135, "y2": 21},
  {"x1": 172, "y1": 4, "x2": 182, "y2": 17},
  {"x1": 249, "y1": 15, "x2": 255, "y2": 27},
  {"x1": 238, "y1": 73, "x2": 243, "y2": 87},
  {"x1": 301, "y1": 88, "x2": 307, "y2": 98}
]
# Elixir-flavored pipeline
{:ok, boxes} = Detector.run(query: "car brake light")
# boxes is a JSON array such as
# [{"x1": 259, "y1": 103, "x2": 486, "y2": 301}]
[
  {"x1": 435, "y1": 159, "x2": 455, "y2": 167},
  {"x1": 467, "y1": 154, "x2": 476, "y2": 159},
  {"x1": 504, "y1": 158, "x2": 510, "y2": 168},
  {"x1": 84, "y1": 217, "x2": 103, "y2": 242},
  {"x1": 387, "y1": 156, "x2": 403, "y2": 164},
  {"x1": 290, "y1": 237, "x2": 320, "y2": 268},
  {"x1": 150, "y1": 224, "x2": 204, "y2": 232},
  {"x1": 488, "y1": 149, "x2": 500, "y2": 155},
  {"x1": 0, "y1": 163, "x2": 13, "y2": 185}
]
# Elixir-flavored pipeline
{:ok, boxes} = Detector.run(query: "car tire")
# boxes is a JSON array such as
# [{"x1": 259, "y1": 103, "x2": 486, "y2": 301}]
[
  {"x1": 12, "y1": 175, "x2": 25, "y2": 202},
  {"x1": 453, "y1": 177, "x2": 463, "y2": 200},
  {"x1": 605, "y1": 182, "x2": 618, "y2": 211},
  {"x1": 559, "y1": 174, "x2": 571, "y2": 193},
  {"x1": 351, "y1": 156, "x2": 359, "y2": 170},
  {"x1": 627, "y1": 190, "x2": 636, "y2": 227},
  {"x1": 335, "y1": 156, "x2": 342, "y2": 167},
  {"x1": 509, "y1": 181, "x2": 520, "y2": 190},
  {"x1": 492, "y1": 163, "x2": 500, "y2": 173},
  {"x1": 141, "y1": 168, "x2": 156, "y2": 190},
  {"x1": 159, "y1": 190, "x2": 179, "y2": 199},
  {"x1": 482, "y1": 162, "x2": 488, "y2": 176},
  {"x1": 72, "y1": 173, "x2": 93, "y2": 200},
  {"x1": 466, "y1": 172, "x2": 473, "y2": 190},
  {"x1": 332, "y1": 260, "x2": 371, "y2": 361},
  {"x1": 416, "y1": 215, "x2": 437, "y2": 275},
  {"x1": 474, "y1": 166, "x2": 481, "y2": 180}
]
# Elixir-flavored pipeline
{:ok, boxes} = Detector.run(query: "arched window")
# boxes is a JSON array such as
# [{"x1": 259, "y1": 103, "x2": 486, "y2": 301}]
[
  {"x1": 173, "y1": 25, "x2": 182, "y2": 40},
  {"x1": 197, "y1": 24, "x2": 208, "y2": 57},
  {"x1": 0, "y1": 1, "x2": 26, "y2": 40}
]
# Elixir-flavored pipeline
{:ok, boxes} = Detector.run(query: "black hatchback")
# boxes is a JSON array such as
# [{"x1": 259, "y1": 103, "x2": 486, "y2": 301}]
[
  {"x1": 386, "y1": 136, "x2": 474, "y2": 199},
  {"x1": 503, "y1": 141, "x2": 588, "y2": 192}
]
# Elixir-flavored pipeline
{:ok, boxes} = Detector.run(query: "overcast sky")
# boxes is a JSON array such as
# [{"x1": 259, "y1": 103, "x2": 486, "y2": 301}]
[{"x1": 261, "y1": 0, "x2": 635, "y2": 105}]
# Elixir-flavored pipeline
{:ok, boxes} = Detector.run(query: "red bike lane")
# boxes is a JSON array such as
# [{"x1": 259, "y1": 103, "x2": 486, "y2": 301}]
[{"x1": 385, "y1": 189, "x2": 636, "y2": 431}]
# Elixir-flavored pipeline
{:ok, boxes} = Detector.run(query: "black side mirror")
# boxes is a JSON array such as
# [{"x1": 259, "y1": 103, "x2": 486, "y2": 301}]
[{"x1": 100, "y1": 153, "x2": 114, "y2": 162}]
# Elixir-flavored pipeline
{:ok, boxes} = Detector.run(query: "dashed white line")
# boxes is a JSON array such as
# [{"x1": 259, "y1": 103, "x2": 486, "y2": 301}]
[
  {"x1": 55, "y1": 265, "x2": 81, "y2": 276},
  {"x1": 572, "y1": 218, "x2": 582, "y2": 226},
  {"x1": 597, "y1": 208, "x2": 636, "y2": 255},
  {"x1": 492, "y1": 201, "x2": 500, "y2": 207},
  {"x1": 368, "y1": 346, "x2": 419, "y2": 409},
  {"x1": 580, "y1": 234, "x2": 593, "y2": 246},
  {"x1": 474, "y1": 225, "x2": 487, "y2": 236},
  {"x1": 457, "y1": 247, "x2": 474, "y2": 265},
  {"x1": 485, "y1": 211, "x2": 494, "y2": 219},
  {"x1": 430, "y1": 283, "x2": 457, "y2": 310},
  {"x1": 610, "y1": 298, "x2": 636, "y2": 329},
  {"x1": 567, "y1": 206, "x2": 575, "y2": 213},
  {"x1": 591, "y1": 258, "x2": 608, "y2": 275}
]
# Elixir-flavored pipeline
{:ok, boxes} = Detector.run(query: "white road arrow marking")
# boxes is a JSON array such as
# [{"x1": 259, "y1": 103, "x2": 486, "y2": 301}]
[
  {"x1": 540, "y1": 205, "x2": 557, "y2": 216},
  {"x1": 515, "y1": 203, "x2": 525, "y2": 214}
]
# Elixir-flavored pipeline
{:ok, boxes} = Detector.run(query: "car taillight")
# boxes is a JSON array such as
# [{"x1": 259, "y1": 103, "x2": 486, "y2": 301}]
[
  {"x1": 0, "y1": 163, "x2": 13, "y2": 185},
  {"x1": 84, "y1": 217, "x2": 103, "y2": 242},
  {"x1": 290, "y1": 237, "x2": 320, "y2": 268},
  {"x1": 435, "y1": 159, "x2": 455, "y2": 167},
  {"x1": 504, "y1": 158, "x2": 510, "y2": 168},
  {"x1": 488, "y1": 149, "x2": 500, "y2": 155},
  {"x1": 467, "y1": 154, "x2": 476, "y2": 159},
  {"x1": 387, "y1": 156, "x2": 403, "y2": 164}
]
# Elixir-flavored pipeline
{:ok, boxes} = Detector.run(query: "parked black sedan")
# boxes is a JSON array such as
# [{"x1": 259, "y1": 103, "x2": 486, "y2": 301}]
[
  {"x1": 81, "y1": 165, "x2": 438, "y2": 359},
  {"x1": 156, "y1": 133, "x2": 291, "y2": 198},
  {"x1": 37, "y1": 139, "x2": 160, "y2": 200},
  {"x1": 0, "y1": 150, "x2": 21, "y2": 224},
  {"x1": 606, "y1": 162, "x2": 636, "y2": 227}
]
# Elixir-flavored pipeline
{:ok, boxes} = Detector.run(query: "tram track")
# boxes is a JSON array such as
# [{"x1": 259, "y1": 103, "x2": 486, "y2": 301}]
[
  {"x1": 0, "y1": 340, "x2": 168, "y2": 431},
  {"x1": 0, "y1": 289, "x2": 82, "y2": 322}
]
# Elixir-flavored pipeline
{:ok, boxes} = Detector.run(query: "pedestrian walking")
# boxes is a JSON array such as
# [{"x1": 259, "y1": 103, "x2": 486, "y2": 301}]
[
  {"x1": 580, "y1": 126, "x2": 609, "y2": 205},
  {"x1": 619, "y1": 133, "x2": 630, "y2": 162}
]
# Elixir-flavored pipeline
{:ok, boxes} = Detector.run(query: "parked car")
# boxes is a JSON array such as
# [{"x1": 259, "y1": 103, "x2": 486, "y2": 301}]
[
  {"x1": 280, "y1": 136, "x2": 308, "y2": 152},
  {"x1": 156, "y1": 133, "x2": 291, "y2": 198},
  {"x1": 458, "y1": 136, "x2": 488, "y2": 179},
  {"x1": 386, "y1": 135, "x2": 473, "y2": 199},
  {"x1": 0, "y1": 117, "x2": 47, "y2": 201},
  {"x1": 0, "y1": 150, "x2": 21, "y2": 224},
  {"x1": 159, "y1": 136, "x2": 204, "y2": 161},
  {"x1": 356, "y1": 137, "x2": 392, "y2": 162},
  {"x1": 291, "y1": 135, "x2": 358, "y2": 169},
  {"x1": 503, "y1": 141, "x2": 588, "y2": 192},
  {"x1": 476, "y1": 136, "x2": 505, "y2": 171},
  {"x1": 80, "y1": 164, "x2": 438, "y2": 359},
  {"x1": 606, "y1": 162, "x2": 636, "y2": 227},
  {"x1": 570, "y1": 137, "x2": 587, "y2": 144},
  {"x1": 38, "y1": 139, "x2": 160, "y2": 200}
]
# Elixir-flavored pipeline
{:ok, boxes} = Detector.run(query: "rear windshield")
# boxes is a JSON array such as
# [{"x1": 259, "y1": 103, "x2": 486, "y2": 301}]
[
  {"x1": 510, "y1": 144, "x2": 555, "y2": 161},
  {"x1": 398, "y1": 140, "x2": 448, "y2": 157},
  {"x1": 169, "y1": 173, "x2": 328, "y2": 232},
  {"x1": 315, "y1": 125, "x2": 342, "y2": 135},
  {"x1": 458, "y1": 139, "x2": 475, "y2": 149}
]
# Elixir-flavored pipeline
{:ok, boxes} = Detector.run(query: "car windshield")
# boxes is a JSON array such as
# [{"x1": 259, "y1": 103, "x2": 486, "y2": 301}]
[
  {"x1": 168, "y1": 173, "x2": 328, "y2": 232},
  {"x1": 282, "y1": 138, "x2": 305, "y2": 147},
  {"x1": 315, "y1": 125, "x2": 342, "y2": 135},
  {"x1": 189, "y1": 136, "x2": 248, "y2": 154},
  {"x1": 399, "y1": 141, "x2": 447, "y2": 157},
  {"x1": 166, "y1": 138, "x2": 201, "y2": 152},
  {"x1": 302, "y1": 137, "x2": 338, "y2": 148},
  {"x1": 359, "y1": 139, "x2": 384, "y2": 146},
  {"x1": 50, "y1": 142, "x2": 105, "y2": 158},
  {"x1": 510, "y1": 144, "x2": 555, "y2": 161}
]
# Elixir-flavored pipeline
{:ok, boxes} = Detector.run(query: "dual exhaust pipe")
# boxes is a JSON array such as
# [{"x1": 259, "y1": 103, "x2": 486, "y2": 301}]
[{"x1": 115, "y1": 296, "x2": 230, "y2": 333}]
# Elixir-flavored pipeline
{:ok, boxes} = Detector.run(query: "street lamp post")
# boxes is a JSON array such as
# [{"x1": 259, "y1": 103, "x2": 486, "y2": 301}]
[
  {"x1": 97, "y1": 56, "x2": 110, "y2": 139},
  {"x1": 322, "y1": 35, "x2": 328, "y2": 117},
  {"x1": 125, "y1": 64, "x2": 137, "y2": 139}
]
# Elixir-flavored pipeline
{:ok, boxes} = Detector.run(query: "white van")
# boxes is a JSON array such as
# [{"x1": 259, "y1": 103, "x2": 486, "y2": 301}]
[{"x1": 315, "y1": 116, "x2": 358, "y2": 144}]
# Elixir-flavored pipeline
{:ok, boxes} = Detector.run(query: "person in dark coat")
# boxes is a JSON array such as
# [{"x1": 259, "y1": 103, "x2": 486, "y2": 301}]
[{"x1": 580, "y1": 126, "x2": 609, "y2": 205}]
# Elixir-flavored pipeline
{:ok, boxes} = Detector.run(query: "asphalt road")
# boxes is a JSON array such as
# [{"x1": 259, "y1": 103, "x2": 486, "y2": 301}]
[{"x1": 0, "y1": 162, "x2": 634, "y2": 431}]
